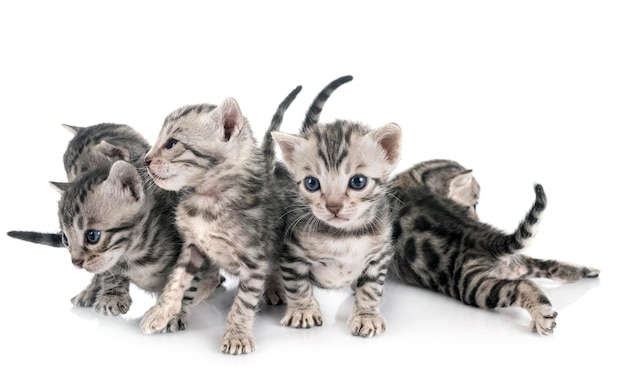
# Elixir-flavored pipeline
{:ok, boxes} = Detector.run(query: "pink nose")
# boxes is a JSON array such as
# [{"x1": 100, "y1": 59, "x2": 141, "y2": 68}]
[{"x1": 326, "y1": 203, "x2": 343, "y2": 215}]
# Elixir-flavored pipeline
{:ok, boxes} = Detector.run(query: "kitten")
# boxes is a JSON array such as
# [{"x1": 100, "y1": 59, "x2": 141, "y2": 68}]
[
  {"x1": 271, "y1": 75, "x2": 402, "y2": 337},
  {"x1": 142, "y1": 88, "x2": 300, "y2": 354},
  {"x1": 389, "y1": 164, "x2": 600, "y2": 335},
  {"x1": 54, "y1": 160, "x2": 223, "y2": 325},
  {"x1": 7, "y1": 122, "x2": 151, "y2": 247}
]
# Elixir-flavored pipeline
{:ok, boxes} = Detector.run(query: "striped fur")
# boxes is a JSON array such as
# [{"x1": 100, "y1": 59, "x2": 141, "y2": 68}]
[
  {"x1": 7, "y1": 123, "x2": 151, "y2": 247},
  {"x1": 56, "y1": 160, "x2": 222, "y2": 325},
  {"x1": 143, "y1": 93, "x2": 295, "y2": 354},
  {"x1": 389, "y1": 163, "x2": 600, "y2": 335},
  {"x1": 271, "y1": 76, "x2": 402, "y2": 337}
]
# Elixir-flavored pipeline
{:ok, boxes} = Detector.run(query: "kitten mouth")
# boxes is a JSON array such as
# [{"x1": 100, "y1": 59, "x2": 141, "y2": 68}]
[{"x1": 327, "y1": 215, "x2": 350, "y2": 223}]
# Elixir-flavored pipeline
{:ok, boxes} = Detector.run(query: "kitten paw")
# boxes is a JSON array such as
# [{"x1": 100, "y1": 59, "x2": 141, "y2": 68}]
[
  {"x1": 349, "y1": 313, "x2": 386, "y2": 337},
  {"x1": 280, "y1": 308, "x2": 324, "y2": 328},
  {"x1": 71, "y1": 290, "x2": 96, "y2": 308},
  {"x1": 93, "y1": 293, "x2": 132, "y2": 316},
  {"x1": 582, "y1": 266, "x2": 600, "y2": 279},
  {"x1": 532, "y1": 305, "x2": 558, "y2": 335},
  {"x1": 221, "y1": 330, "x2": 256, "y2": 355},
  {"x1": 141, "y1": 304, "x2": 179, "y2": 334},
  {"x1": 263, "y1": 286, "x2": 286, "y2": 306}
]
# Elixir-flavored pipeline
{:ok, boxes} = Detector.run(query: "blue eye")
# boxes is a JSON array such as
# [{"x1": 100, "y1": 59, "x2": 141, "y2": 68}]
[
  {"x1": 61, "y1": 232, "x2": 69, "y2": 247},
  {"x1": 165, "y1": 138, "x2": 178, "y2": 149},
  {"x1": 349, "y1": 175, "x2": 367, "y2": 190},
  {"x1": 304, "y1": 176, "x2": 320, "y2": 192},
  {"x1": 85, "y1": 230, "x2": 101, "y2": 244}
]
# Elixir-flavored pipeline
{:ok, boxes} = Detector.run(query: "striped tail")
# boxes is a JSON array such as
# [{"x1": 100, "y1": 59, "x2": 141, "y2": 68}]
[
  {"x1": 301, "y1": 75, "x2": 353, "y2": 132},
  {"x1": 489, "y1": 183, "x2": 547, "y2": 256},
  {"x1": 262, "y1": 85, "x2": 302, "y2": 169},
  {"x1": 7, "y1": 230, "x2": 64, "y2": 248}
]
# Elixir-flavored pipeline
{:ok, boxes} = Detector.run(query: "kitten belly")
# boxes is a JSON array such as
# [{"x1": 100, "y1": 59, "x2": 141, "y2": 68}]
[{"x1": 302, "y1": 237, "x2": 372, "y2": 289}]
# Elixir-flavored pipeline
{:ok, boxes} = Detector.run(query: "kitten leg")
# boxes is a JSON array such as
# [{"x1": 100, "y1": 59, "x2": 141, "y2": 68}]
[
  {"x1": 469, "y1": 276, "x2": 557, "y2": 335},
  {"x1": 140, "y1": 245, "x2": 202, "y2": 334},
  {"x1": 349, "y1": 251, "x2": 391, "y2": 337},
  {"x1": 280, "y1": 256, "x2": 323, "y2": 328},
  {"x1": 495, "y1": 254, "x2": 601, "y2": 282},
  {"x1": 220, "y1": 260, "x2": 269, "y2": 355},
  {"x1": 262, "y1": 266, "x2": 286, "y2": 306},
  {"x1": 71, "y1": 273, "x2": 132, "y2": 316}
]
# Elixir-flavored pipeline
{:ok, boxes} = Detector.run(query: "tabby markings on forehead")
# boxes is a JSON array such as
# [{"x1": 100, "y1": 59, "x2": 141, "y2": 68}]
[{"x1": 165, "y1": 104, "x2": 217, "y2": 124}]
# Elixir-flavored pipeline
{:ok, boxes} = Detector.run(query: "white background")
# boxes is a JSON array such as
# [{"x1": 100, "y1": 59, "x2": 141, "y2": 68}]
[{"x1": 1, "y1": 1, "x2": 624, "y2": 385}]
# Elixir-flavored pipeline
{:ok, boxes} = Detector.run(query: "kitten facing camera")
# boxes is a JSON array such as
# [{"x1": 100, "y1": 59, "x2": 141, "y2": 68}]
[{"x1": 271, "y1": 75, "x2": 402, "y2": 337}]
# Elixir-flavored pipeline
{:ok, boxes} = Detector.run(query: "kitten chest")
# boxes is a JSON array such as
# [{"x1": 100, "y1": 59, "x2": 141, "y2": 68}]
[{"x1": 301, "y1": 236, "x2": 377, "y2": 289}]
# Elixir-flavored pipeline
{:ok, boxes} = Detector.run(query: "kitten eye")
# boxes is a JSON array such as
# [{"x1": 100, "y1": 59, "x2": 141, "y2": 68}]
[
  {"x1": 348, "y1": 175, "x2": 367, "y2": 190},
  {"x1": 61, "y1": 232, "x2": 69, "y2": 247},
  {"x1": 304, "y1": 176, "x2": 321, "y2": 192},
  {"x1": 85, "y1": 230, "x2": 101, "y2": 244},
  {"x1": 165, "y1": 138, "x2": 178, "y2": 149}
]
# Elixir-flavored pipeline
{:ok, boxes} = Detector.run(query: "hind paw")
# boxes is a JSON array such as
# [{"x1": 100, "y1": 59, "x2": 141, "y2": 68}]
[{"x1": 532, "y1": 305, "x2": 558, "y2": 335}]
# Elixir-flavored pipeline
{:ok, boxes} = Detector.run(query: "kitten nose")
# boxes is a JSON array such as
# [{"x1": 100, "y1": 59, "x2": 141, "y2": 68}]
[
  {"x1": 144, "y1": 155, "x2": 152, "y2": 166},
  {"x1": 326, "y1": 203, "x2": 343, "y2": 215},
  {"x1": 72, "y1": 258, "x2": 84, "y2": 268}
]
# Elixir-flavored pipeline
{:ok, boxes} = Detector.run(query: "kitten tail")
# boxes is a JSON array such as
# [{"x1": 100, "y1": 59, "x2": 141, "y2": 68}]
[
  {"x1": 262, "y1": 85, "x2": 302, "y2": 169},
  {"x1": 301, "y1": 75, "x2": 353, "y2": 132},
  {"x1": 7, "y1": 231, "x2": 64, "y2": 248}
]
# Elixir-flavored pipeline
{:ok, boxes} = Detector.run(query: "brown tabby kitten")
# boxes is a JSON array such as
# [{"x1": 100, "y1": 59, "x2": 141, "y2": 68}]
[
  {"x1": 271, "y1": 75, "x2": 402, "y2": 337},
  {"x1": 142, "y1": 88, "x2": 300, "y2": 354},
  {"x1": 389, "y1": 161, "x2": 600, "y2": 335}
]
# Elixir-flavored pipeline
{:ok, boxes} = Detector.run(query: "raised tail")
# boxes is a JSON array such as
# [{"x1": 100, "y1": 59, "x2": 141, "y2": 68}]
[
  {"x1": 7, "y1": 230, "x2": 65, "y2": 248},
  {"x1": 301, "y1": 75, "x2": 353, "y2": 132},
  {"x1": 489, "y1": 183, "x2": 547, "y2": 256},
  {"x1": 262, "y1": 84, "x2": 302, "y2": 169}
]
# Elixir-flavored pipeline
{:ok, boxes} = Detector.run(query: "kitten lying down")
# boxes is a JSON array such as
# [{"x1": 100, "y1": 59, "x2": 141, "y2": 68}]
[{"x1": 389, "y1": 159, "x2": 600, "y2": 335}]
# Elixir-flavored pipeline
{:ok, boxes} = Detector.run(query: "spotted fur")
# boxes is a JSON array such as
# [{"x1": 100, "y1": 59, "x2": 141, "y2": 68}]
[{"x1": 389, "y1": 163, "x2": 600, "y2": 335}]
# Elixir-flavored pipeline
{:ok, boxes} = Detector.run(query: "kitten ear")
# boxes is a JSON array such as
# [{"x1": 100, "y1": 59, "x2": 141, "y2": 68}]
[
  {"x1": 95, "y1": 141, "x2": 131, "y2": 161},
  {"x1": 213, "y1": 97, "x2": 244, "y2": 142},
  {"x1": 271, "y1": 131, "x2": 303, "y2": 169},
  {"x1": 49, "y1": 181, "x2": 70, "y2": 193},
  {"x1": 449, "y1": 170, "x2": 474, "y2": 190},
  {"x1": 369, "y1": 123, "x2": 402, "y2": 166},
  {"x1": 62, "y1": 124, "x2": 82, "y2": 135},
  {"x1": 107, "y1": 161, "x2": 143, "y2": 202}
]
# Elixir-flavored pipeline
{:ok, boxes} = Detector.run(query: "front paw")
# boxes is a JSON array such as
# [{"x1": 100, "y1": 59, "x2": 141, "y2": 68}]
[
  {"x1": 532, "y1": 305, "x2": 557, "y2": 335},
  {"x1": 349, "y1": 313, "x2": 386, "y2": 337},
  {"x1": 93, "y1": 292, "x2": 132, "y2": 316},
  {"x1": 221, "y1": 330, "x2": 255, "y2": 355},
  {"x1": 280, "y1": 307, "x2": 323, "y2": 328},
  {"x1": 141, "y1": 303, "x2": 184, "y2": 334},
  {"x1": 71, "y1": 289, "x2": 97, "y2": 308}
]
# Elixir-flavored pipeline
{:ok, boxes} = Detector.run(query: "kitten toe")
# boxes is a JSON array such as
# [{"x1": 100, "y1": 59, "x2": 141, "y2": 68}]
[
  {"x1": 221, "y1": 331, "x2": 256, "y2": 355},
  {"x1": 349, "y1": 314, "x2": 387, "y2": 337},
  {"x1": 93, "y1": 293, "x2": 132, "y2": 316},
  {"x1": 141, "y1": 304, "x2": 178, "y2": 334},
  {"x1": 281, "y1": 309, "x2": 324, "y2": 328},
  {"x1": 582, "y1": 267, "x2": 600, "y2": 278}
]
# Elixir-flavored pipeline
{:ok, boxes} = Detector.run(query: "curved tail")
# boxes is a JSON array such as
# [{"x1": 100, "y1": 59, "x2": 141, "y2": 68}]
[
  {"x1": 7, "y1": 230, "x2": 64, "y2": 248},
  {"x1": 262, "y1": 85, "x2": 302, "y2": 169},
  {"x1": 489, "y1": 183, "x2": 547, "y2": 256},
  {"x1": 301, "y1": 75, "x2": 353, "y2": 132}
]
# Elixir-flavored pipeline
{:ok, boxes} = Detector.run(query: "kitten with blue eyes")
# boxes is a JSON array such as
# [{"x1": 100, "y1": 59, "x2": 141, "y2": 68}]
[
  {"x1": 271, "y1": 75, "x2": 402, "y2": 337},
  {"x1": 8, "y1": 122, "x2": 152, "y2": 247},
  {"x1": 53, "y1": 160, "x2": 222, "y2": 323}
]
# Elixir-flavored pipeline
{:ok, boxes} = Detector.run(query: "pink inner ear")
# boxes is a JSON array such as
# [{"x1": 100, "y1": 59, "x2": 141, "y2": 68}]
[{"x1": 224, "y1": 116, "x2": 237, "y2": 141}]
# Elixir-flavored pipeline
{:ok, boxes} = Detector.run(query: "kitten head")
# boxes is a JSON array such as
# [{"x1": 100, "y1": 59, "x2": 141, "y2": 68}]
[
  {"x1": 144, "y1": 97, "x2": 254, "y2": 191},
  {"x1": 63, "y1": 123, "x2": 150, "y2": 181},
  {"x1": 413, "y1": 159, "x2": 481, "y2": 219},
  {"x1": 272, "y1": 120, "x2": 402, "y2": 230},
  {"x1": 56, "y1": 160, "x2": 146, "y2": 273}
]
